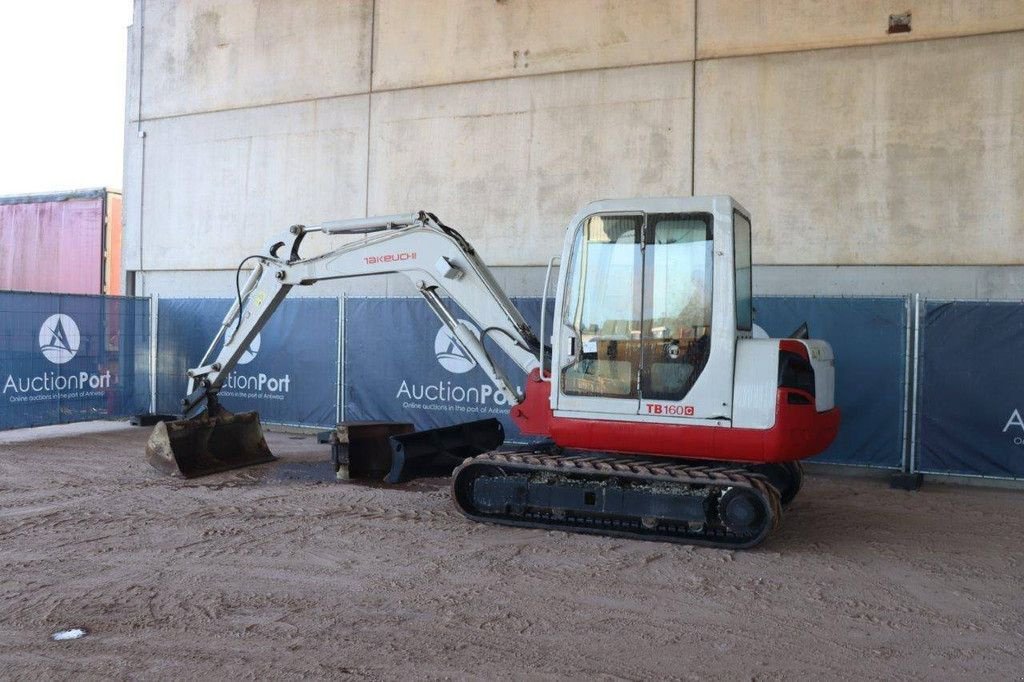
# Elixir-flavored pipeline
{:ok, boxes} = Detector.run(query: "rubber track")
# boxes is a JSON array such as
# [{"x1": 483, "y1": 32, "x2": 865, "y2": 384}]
[{"x1": 452, "y1": 450, "x2": 783, "y2": 550}]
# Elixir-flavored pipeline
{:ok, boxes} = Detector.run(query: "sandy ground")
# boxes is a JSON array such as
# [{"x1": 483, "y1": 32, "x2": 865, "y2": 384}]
[{"x1": 0, "y1": 422, "x2": 1021, "y2": 680}]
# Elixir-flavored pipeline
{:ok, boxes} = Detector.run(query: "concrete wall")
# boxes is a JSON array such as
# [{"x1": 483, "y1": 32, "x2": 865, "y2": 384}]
[
  {"x1": 124, "y1": 0, "x2": 1024, "y2": 299},
  {"x1": 138, "y1": 96, "x2": 369, "y2": 271},
  {"x1": 368, "y1": 63, "x2": 692, "y2": 266},
  {"x1": 697, "y1": 0, "x2": 1024, "y2": 58},
  {"x1": 373, "y1": 0, "x2": 694, "y2": 90},
  {"x1": 140, "y1": 0, "x2": 372, "y2": 118},
  {"x1": 696, "y1": 30, "x2": 1024, "y2": 265}
]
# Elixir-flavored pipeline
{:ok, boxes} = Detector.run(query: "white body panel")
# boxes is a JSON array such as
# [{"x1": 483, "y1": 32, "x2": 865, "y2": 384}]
[
  {"x1": 805, "y1": 339, "x2": 836, "y2": 412},
  {"x1": 732, "y1": 339, "x2": 780, "y2": 429}
]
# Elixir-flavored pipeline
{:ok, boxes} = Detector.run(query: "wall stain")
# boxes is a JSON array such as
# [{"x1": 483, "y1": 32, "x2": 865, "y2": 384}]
[{"x1": 186, "y1": 10, "x2": 226, "y2": 78}]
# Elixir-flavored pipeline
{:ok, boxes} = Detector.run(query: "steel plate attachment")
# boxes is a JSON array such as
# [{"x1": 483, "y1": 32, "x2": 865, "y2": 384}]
[
  {"x1": 330, "y1": 422, "x2": 416, "y2": 480},
  {"x1": 386, "y1": 418, "x2": 505, "y2": 484},
  {"x1": 331, "y1": 418, "x2": 505, "y2": 484}
]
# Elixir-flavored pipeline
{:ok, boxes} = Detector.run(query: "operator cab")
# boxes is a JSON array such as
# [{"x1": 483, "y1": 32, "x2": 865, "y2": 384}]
[{"x1": 552, "y1": 196, "x2": 752, "y2": 422}]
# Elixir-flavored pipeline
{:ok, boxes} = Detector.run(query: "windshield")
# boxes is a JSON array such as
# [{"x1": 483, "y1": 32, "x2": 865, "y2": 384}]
[{"x1": 560, "y1": 211, "x2": 714, "y2": 403}]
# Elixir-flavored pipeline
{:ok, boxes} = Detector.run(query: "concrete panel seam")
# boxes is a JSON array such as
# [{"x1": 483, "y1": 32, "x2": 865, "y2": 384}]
[
  {"x1": 134, "y1": 59, "x2": 698, "y2": 123},
  {"x1": 133, "y1": 90, "x2": 374, "y2": 125},
  {"x1": 365, "y1": 58, "x2": 698, "y2": 96},
  {"x1": 364, "y1": 0, "x2": 376, "y2": 217},
  {"x1": 690, "y1": 0, "x2": 698, "y2": 196},
  {"x1": 135, "y1": 0, "x2": 146, "y2": 275},
  {"x1": 695, "y1": 26, "x2": 1024, "y2": 63}
]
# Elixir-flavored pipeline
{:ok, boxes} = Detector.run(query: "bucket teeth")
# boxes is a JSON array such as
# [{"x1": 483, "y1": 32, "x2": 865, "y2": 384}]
[{"x1": 145, "y1": 411, "x2": 275, "y2": 478}]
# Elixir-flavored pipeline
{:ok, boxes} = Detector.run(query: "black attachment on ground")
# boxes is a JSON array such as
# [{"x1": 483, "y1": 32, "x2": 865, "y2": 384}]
[
  {"x1": 130, "y1": 413, "x2": 178, "y2": 427},
  {"x1": 890, "y1": 472, "x2": 924, "y2": 491},
  {"x1": 317, "y1": 430, "x2": 333, "y2": 444},
  {"x1": 331, "y1": 422, "x2": 415, "y2": 480},
  {"x1": 387, "y1": 418, "x2": 505, "y2": 484}
]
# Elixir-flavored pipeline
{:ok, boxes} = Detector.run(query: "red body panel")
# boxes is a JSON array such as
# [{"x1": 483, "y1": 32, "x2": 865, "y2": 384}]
[
  {"x1": 778, "y1": 339, "x2": 809, "y2": 360},
  {"x1": 511, "y1": 369, "x2": 840, "y2": 464}
]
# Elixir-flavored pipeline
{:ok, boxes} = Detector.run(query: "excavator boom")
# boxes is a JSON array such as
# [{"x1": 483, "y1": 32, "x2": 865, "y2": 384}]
[{"x1": 147, "y1": 211, "x2": 544, "y2": 478}]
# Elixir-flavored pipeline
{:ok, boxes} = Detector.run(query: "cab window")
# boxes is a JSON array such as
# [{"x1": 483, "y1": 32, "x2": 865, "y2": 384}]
[
  {"x1": 734, "y1": 211, "x2": 752, "y2": 332},
  {"x1": 561, "y1": 214, "x2": 642, "y2": 398},
  {"x1": 641, "y1": 214, "x2": 713, "y2": 400}
]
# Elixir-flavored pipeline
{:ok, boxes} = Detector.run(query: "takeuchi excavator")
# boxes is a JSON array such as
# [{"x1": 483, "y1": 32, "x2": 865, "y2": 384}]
[{"x1": 147, "y1": 196, "x2": 839, "y2": 549}]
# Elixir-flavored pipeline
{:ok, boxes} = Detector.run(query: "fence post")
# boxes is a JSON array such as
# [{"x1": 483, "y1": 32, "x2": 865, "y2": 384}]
[
  {"x1": 899, "y1": 295, "x2": 913, "y2": 472},
  {"x1": 890, "y1": 293, "x2": 924, "y2": 489},
  {"x1": 149, "y1": 294, "x2": 159, "y2": 414},
  {"x1": 908, "y1": 293, "x2": 921, "y2": 473},
  {"x1": 336, "y1": 294, "x2": 345, "y2": 425}
]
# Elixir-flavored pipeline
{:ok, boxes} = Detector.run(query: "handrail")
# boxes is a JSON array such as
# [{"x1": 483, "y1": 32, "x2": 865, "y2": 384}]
[{"x1": 538, "y1": 255, "x2": 560, "y2": 382}]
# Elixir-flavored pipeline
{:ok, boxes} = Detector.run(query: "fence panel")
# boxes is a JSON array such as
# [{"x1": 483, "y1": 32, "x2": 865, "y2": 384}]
[
  {"x1": 343, "y1": 295, "x2": 908, "y2": 461},
  {"x1": 0, "y1": 291, "x2": 150, "y2": 429},
  {"x1": 343, "y1": 297, "x2": 552, "y2": 441},
  {"x1": 156, "y1": 298, "x2": 338, "y2": 428},
  {"x1": 753, "y1": 296, "x2": 908, "y2": 468},
  {"x1": 917, "y1": 301, "x2": 1024, "y2": 479}
]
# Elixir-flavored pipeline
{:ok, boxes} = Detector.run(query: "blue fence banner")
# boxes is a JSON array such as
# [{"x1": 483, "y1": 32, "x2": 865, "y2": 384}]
[
  {"x1": 753, "y1": 296, "x2": 907, "y2": 468},
  {"x1": 344, "y1": 297, "x2": 552, "y2": 441},
  {"x1": 345, "y1": 296, "x2": 907, "y2": 460},
  {"x1": 156, "y1": 298, "x2": 338, "y2": 427},
  {"x1": 917, "y1": 301, "x2": 1024, "y2": 479},
  {"x1": 0, "y1": 291, "x2": 151, "y2": 430}
]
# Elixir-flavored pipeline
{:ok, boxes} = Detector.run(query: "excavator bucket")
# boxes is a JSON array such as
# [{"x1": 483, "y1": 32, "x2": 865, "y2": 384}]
[{"x1": 145, "y1": 412, "x2": 275, "y2": 478}]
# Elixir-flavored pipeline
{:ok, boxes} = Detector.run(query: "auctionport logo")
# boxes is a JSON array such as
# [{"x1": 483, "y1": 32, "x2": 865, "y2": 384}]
[
  {"x1": 434, "y1": 320, "x2": 478, "y2": 374},
  {"x1": 220, "y1": 333, "x2": 291, "y2": 397},
  {"x1": 1003, "y1": 409, "x2": 1024, "y2": 445},
  {"x1": 3, "y1": 313, "x2": 111, "y2": 399},
  {"x1": 39, "y1": 314, "x2": 80, "y2": 365},
  {"x1": 395, "y1": 319, "x2": 520, "y2": 412}
]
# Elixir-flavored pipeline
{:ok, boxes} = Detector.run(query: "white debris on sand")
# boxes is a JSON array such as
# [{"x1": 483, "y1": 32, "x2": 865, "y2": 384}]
[{"x1": 50, "y1": 628, "x2": 88, "y2": 641}]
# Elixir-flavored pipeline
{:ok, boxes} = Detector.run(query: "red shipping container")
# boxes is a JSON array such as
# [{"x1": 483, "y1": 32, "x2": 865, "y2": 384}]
[{"x1": 0, "y1": 188, "x2": 122, "y2": 295}]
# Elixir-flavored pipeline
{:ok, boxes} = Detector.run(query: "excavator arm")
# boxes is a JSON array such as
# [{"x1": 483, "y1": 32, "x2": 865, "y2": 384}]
[{"x1": 182, "y1": 211, "x2": 543, "y2": 417}]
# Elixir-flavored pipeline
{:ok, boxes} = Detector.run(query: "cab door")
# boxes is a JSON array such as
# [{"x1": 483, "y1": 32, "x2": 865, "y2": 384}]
[
  {"x1": 637, "y1": 213, "x2": 715, "y2": 410},
  {"x1": 556, "y1": 212, "x2": 644, "y2": 416}
]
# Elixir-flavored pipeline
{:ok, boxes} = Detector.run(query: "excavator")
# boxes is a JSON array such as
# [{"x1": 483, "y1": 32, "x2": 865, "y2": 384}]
[{"x1": 147, "y1": 196, "x2": 839, "y2": 549}]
